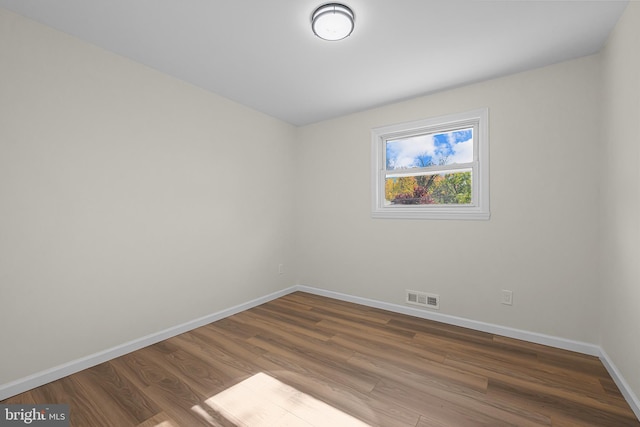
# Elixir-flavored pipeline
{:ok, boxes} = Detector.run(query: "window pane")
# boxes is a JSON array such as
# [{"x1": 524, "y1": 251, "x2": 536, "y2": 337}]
[
  {"x1": 385, "y1": 128, "x2": 473, "y2": 170},
  {"x1": 385, "y1": 171, "x2": 472, "y2": 205}
]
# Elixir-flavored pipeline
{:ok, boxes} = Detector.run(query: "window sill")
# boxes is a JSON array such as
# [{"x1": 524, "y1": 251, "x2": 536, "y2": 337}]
[{"x1": 371, "y1": 207, "x2": 490, "y2": 220}]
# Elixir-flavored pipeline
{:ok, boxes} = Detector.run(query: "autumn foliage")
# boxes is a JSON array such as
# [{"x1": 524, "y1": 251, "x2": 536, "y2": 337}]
[{"x1": 385, "y1": 172, "x2": 472, "y2": 205}]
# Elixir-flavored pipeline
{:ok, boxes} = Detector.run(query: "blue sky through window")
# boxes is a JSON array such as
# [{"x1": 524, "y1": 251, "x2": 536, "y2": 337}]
[{"x1": 386, "y1": 128, "x2": 473, "y2": 170}]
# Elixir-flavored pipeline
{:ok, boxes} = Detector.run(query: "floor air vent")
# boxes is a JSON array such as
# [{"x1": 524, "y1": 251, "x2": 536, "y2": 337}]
[{"x1": 406, "y1": 290, "x2": 440, "y2": 310}]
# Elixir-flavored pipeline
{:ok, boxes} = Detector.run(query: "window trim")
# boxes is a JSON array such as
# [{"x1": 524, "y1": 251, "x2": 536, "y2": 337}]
[{"x1": 371, "y1": 108, "x2": 490, "y2": 220}]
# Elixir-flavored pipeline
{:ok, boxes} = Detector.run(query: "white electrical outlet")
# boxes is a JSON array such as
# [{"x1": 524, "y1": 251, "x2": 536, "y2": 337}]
[
  {"x1": 501, "y1": 289, "x2": 513, "y2": 305},
  {"x1": 278, "y1": 264, "x2": 284, "y2": 275}
]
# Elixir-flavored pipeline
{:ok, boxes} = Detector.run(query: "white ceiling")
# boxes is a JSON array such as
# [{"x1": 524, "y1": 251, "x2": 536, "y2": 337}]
[{"x1": 0, "y1": 0, "x2": 628, "y2": 126}]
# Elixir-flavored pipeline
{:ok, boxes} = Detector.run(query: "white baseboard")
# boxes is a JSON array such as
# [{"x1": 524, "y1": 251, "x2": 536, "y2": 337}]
[
  {"x1": 599, "y1": 348, "x2": 640, "y2": 420},
  {"x1": 295, "y1": 285, "x2": 640, "y2": 420},
  {"x1": 2, "y1": 284, "x2": 639, "y2": 422},
  {"x1": 0, "y1": 286, "x2": 296, "y2": 401}
]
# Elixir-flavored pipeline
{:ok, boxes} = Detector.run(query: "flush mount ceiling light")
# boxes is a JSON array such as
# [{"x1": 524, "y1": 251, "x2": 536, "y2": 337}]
[{"x1": 311, "y1": 3, "x2": 355, "y2": 41}]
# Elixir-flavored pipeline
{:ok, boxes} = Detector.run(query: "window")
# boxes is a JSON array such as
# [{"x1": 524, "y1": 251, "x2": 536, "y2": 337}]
[{"x1": 371, "y1": 108, "x2": 489, "y2": 220}]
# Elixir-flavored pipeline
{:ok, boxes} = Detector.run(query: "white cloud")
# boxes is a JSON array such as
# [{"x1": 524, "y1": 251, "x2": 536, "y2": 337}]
[
  {"x1": 388, "y1": 134, "x2": 435, "y2": 168},
  {"x1": 448, "y1": 138, "x2": 473, "y2": 164}
]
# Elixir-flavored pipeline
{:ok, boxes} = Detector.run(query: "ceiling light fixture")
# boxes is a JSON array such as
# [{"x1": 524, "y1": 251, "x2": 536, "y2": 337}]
[{"x1": 311, "y1": 3, "x2": 355, "y2": 41}]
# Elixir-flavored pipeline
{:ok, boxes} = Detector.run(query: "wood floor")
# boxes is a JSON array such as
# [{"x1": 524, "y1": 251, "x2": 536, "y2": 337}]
[{"x1": 3, "y1": 292, "x2": 639, "y2": 426}]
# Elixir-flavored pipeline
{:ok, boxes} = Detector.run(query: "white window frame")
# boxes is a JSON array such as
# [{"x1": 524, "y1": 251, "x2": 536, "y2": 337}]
[{"x1": 371, "y1": 108, "x2": 490, "y2": 220}]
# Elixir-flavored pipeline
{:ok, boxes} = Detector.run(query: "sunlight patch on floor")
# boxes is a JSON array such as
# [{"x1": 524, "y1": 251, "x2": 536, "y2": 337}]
[
  {"x1": 201, "y1": 372, "x2": 371, "y2": 426},
  {"x1": 191, "y1": 404, "x2": 220, "y2": 425}
]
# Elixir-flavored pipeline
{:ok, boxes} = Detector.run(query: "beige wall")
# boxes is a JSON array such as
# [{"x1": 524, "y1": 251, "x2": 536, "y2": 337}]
[
  {"x1": 294, "y1": 55, "x2": 602, "y2": 343},
  {"x1": 600, "y1": 1, "x2": 640, "y2": 403},
  {"x1": 0, "y1": 9, "x2": 296, "y2": 384}
]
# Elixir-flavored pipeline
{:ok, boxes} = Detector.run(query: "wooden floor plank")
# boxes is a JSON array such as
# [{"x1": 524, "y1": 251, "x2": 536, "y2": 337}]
[
  {"x1": 487, "y1": 377, "x2": 640, "y2": 427},
  {"x1": 2, "y1": 291, "x2": 638, "y2": 426},
  {"x1": 371, "y1": 377, "x2": 550, "y2": 427},
  {"x1": 73, "y1": 361, "x2": 160, "y2": 425}
]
